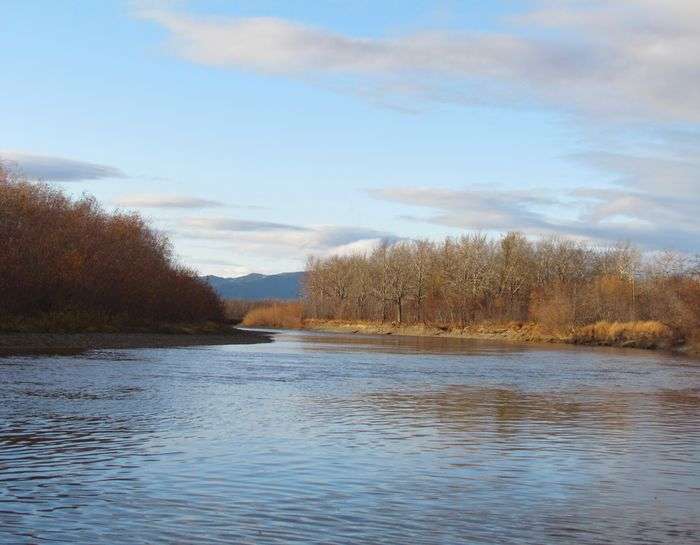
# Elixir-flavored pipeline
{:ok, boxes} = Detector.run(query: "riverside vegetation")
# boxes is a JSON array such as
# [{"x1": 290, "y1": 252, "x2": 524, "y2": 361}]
[
  {"x1": 244, "y1": 234, "x2": 700, "y2": 354},
  {"x1": 0, "y1": 163, "x2": 227, "y2": 335}
]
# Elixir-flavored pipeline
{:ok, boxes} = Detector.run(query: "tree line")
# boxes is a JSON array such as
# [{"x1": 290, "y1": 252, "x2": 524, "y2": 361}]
[
  {"x1": 0, "y1": 163, "x2": 224, "y2": 329},
  {"x1": 303, "y1": 233, "x2": 700, "y2": 337}
]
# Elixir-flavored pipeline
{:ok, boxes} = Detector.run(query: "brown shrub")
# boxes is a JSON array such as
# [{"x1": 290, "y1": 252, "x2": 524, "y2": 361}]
[
  {"x1": 529, "y1": 283, "x2": 579, "y2": 333},
  {"x1": 686, "y1": 330, "x2": 700, "y2": 356},
  {"x1": 242, "y1": 302, "x2": 303, "y2": 329},
  {"x1": 572, "y1": 321, "x2": 677, "y2": 349},
  {"x1": 641, "y1": 277, "x2": 700, "y2": 330},
  {"x1": 224, "y1": 299, "x2": 285, "y2": 324},
  {"x1": 0, "y1": 163, "x2": 224, "y2": 328}
]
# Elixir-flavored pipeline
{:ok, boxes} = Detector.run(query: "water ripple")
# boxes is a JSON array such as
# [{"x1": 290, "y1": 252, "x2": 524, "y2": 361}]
[{"x1": 1, "y1": 331, "x2": 699, "y2": 544}]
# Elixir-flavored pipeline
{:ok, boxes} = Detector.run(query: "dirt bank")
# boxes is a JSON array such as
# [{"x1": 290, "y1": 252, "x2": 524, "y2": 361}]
[
  {"x1": 301, "y1": 319, "x2": 695, "y2": 355},
  {"x1": 0, "y1": 328, "x2": 272, "y2": 356},
  {"x1": 304, "y1": 319, "x2": 563, "y2": 343}
]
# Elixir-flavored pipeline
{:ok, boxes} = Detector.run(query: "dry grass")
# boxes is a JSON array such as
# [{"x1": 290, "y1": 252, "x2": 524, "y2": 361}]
[
  {"x1": 303, "y1": 319, "x2": 564, "y2": 344},
  {"x1": 242, "y1": 302, "x2": 303, "y2": 329},
  {"x1": 223, "y1": 299, "x2": 286, "y2": 324},
  {"x1": 572, "y1": 320, "x2": 677, "y2": 349},
  {"x1": 304, "y1": 318, "x2": 694, "y2": 353}
]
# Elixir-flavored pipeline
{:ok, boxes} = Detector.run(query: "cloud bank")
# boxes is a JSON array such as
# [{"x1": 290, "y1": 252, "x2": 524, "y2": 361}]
[
  {"x1": 370, "y1": 145, "x2": 700, "y2": 252},
  {"x1": 1, "y1": 151, "x2": 125, "y2": 181},
  {"x1": 115, "y1": 194, "x2": 224, "y2": 209},
  {"x1": 182, "y1": 217, "x2": 309, "y2": 233},
  {"x1": 138, "y1": 0, "x2": 700, "y2": 121},
  {"x1": 176, "y1": 216, "x2": 397, "y2": 258}
]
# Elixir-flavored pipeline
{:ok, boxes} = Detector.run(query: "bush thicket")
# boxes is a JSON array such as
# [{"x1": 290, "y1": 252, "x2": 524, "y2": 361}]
[
  {"x1": 0, "y1": 164, "x2": 224, "y2": 330},
  {"x1": 302, "y1": 233, "x2": 700, "y2": 346}
]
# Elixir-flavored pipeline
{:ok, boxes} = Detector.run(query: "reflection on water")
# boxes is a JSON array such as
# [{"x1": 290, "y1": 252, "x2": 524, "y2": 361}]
[
  {"x1": 294, "y1": 329, "x2": 548, "y2": 356},
  {"x1": 1, "y1": 331, "x2": 699, "y2": 544}
]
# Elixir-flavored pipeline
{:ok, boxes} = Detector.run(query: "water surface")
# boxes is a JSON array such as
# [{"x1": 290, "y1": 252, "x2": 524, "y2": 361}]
[{"x1": 1, "y1": 331, "x2": 699, "y2": 544}]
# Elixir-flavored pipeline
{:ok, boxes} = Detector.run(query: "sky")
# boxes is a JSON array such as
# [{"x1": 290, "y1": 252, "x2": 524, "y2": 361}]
[{"x1": 2, "y1": 0, "x2": 699, "y2": 276}]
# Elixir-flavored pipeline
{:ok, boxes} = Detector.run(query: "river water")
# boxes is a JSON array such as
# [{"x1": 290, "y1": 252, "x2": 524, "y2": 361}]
[{"x1": 1, "y1": 331, "x2": 699, "y2": 544}]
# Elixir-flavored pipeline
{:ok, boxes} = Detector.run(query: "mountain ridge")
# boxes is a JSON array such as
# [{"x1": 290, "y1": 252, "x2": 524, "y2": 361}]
[{"x1": 203, "y1": 271, "x2": 303, "y2": 300}]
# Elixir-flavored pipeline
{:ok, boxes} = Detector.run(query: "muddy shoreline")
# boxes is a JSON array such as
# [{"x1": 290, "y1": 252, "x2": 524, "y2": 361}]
[
  {"x1": 0, "y1": 328, "x2": 273, "y2": 356},
  {"x1": 299, "y1": 319, "x2": 698, "y2": 357}
]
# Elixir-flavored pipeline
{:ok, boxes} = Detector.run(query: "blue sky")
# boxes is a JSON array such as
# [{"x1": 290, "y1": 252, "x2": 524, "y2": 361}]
[{"x1": 2, "y1": 0, "x2": 699, "y2": 275}]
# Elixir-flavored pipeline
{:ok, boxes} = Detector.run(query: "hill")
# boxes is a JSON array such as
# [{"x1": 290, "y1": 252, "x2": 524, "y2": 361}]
[{"x1": 204, "y1": 272, "x2": 304, "y2": 300}]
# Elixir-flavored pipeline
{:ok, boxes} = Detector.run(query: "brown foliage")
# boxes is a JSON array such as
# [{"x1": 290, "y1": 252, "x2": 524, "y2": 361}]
[
  {"x1": 242, "y1": 302, "x2": 303, "y2": 329},
  {"x1": 572, "y1": 321, "x2": 676, "y2": 349},
  {"x1": 303, "y1": 233, "x2": 700, "y2": 349},
  {"x1": 0, "y1": 163, "x2": 224, "y2": 329},
  {"x1": 224, "y1": 299, "x2": 285, "y2": 324}
]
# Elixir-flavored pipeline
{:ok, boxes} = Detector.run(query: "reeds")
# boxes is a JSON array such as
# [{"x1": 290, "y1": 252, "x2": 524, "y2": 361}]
[
  {"x1": 242, "y1": 302, "x2": 303, "y2": 329},
  {"x1": 572, "y1": 321, "x2": 676, "y2": 349}
]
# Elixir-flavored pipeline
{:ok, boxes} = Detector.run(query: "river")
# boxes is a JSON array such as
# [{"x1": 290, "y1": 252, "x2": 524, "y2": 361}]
[{"x1": 1, "y1": 330, "x2": 699, "y2": 544}]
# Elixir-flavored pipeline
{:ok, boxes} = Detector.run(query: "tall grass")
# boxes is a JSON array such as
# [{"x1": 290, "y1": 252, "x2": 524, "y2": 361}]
[
  {"x1": 572, "y1": 321, "x2": 677, "y2": 349},
  {"x1": 242, "y1": 302, "x2": 303, "y2": 329},
  {"x1": 224, "y1": 299, "x2": 284, "y2": 324}
]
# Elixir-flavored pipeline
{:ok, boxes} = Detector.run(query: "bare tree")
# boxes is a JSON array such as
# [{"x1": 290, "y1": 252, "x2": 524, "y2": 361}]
[{"x1": 301, "y1": 231, "x2": 700, "y2": 343}]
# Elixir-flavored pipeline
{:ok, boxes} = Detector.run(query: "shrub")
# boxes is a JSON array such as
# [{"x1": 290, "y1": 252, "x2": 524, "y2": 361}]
[
  {"x1": 242, "y1": 302, "x2": 303, "y2": 329},
  {"x1": 224, "y1": 299, "x2": 283, "y2": 324},
  {"x1": 572, "y1": 321, "x2": 677, "y2": 349},
  {"x1": 0, "y1": 163, "x2": 224, "y2": 328}
]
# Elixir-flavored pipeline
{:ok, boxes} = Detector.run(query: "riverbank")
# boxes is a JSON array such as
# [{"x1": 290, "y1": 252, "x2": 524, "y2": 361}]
[
  {"x1": 300, "y1": 319, "x2": 697, "y2": 355},
  {"x1": 0, "y1": 328, "x2": 273, "y2": 356},
  {"x1": 304, "y1": 319, "x2": 560, "y2": 342}
]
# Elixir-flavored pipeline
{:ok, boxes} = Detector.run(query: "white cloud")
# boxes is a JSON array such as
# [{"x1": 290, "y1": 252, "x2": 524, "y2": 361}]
[
  {"x1": 326, "y1": 238, "x2": 395, "y2": 258},
  {"x1": 570, "y1": 151, "x2": 700, "y2": 197},
  {"x1": 115, "y1": 194, "x2": 224, "y2": 208},
  {"x1": 138, "y1": 1, "x2": 700, "y2": 121},
  {"x1": 181, "y1": 256, "x2": 252, "y2": 278},
  {"x1": 182, "y1": 217, "x2": 309, "y2": 232},
  {"x1": 134, "y1": 0, "x2": 700, "y2": 258},
  {"x1": 370, "y1": 165, "x2": 700, "y2": 253},
  {"x1": 176, "y1": 217, "x2": 395, "y2": 258},
  {"x1": 1, "y1": 151, "x2": 125, "y2": 181},
  {"x1": 369, "y1": 186, "x2": 558, "y2": 231}
]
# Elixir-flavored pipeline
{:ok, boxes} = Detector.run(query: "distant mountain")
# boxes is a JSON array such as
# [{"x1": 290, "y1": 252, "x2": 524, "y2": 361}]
[{"x1": 203, "y1": 271, "x2": 304, "y2": 300}]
